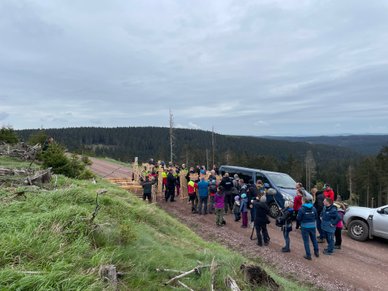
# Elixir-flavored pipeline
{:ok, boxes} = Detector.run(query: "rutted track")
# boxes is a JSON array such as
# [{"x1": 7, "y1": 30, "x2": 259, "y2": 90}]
[{"x1": 90, "y1": 159, "x2": 388, "y2": 291}]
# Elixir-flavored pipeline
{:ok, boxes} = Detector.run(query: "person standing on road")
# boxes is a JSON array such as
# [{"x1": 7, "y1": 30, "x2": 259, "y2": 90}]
[
  {"x1": 141, "y1": 176, "x2": 155, "y2": 203},
  {"x1": 187, "y1": 179, "x2": 198, "y2": 213},
  {"x1": 208, "y1": 170, "x2": 218, "y2": 214},
  {"x1": 297, "y1": 195, "x2": 319, "y2": 260},
  {"x1": 252, "y1": 195, "x2": 271, "y2": 246},
  {"x1": 293, "y1": 187, "x2": 304, "y2": 229},
  {"x1": 280, "y1": 201, "x2": 294, "y2": 252},
  {"x1": 197, "y1": 176, "x2": 210, "y2": 215},
  {"x1": 220, "y1": 173, "x2": 234, "y2": 214},
  {"x1": 165, "y1": 169, "x2": 176, "y2": 202},
  {"x1": 214, "y1": 186, "x2": 225, "y2": 227},
  {"x1": 314, "y1": 188, "x2": 325, "y2": 242},
  {"x1": 240, "y1": 193, "x2": 249, "y2": 228},
  {"x1": 321, "y1": 197, "x2": 341, "y2": 255},
  {"x1": 334, "y1": 198, "x2": 346, "y2": 250},
  {"x1": 232, "y1": 196, "x2": 241, "y2": 221}
]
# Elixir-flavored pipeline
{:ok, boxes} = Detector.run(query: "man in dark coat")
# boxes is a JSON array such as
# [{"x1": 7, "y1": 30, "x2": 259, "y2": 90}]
[
  {"x1": 219, "y1": 173, "x2": 234, "y2": 214},
  {"x1": 166, "y1": 169, "x2": 176, "y2": 202},
  {"x1": 314, "y1": 189, "x2": 325, "y2": 242},
  {"x1": 253, "y1": 195, "x2": 270, "y2": 246}
]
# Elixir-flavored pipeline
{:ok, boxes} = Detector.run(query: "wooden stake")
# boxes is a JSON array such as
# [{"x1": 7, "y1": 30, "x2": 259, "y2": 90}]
[{"x1": 210, "y1": 257, "x2": 217, "y2": 291}]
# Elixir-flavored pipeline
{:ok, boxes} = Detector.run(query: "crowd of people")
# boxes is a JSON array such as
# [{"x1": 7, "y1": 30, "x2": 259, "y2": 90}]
[{"x1": 140, "y1": 162, "x2": 347, "y2": 260}]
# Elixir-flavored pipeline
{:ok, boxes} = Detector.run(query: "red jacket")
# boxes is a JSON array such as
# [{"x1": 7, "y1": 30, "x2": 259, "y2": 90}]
[
  {"x1": 187, "y1": 181, "x2": 198, "y2": 195},
  {"x1": 293, "y1": 195, "x2": 303, "y2": 211}
]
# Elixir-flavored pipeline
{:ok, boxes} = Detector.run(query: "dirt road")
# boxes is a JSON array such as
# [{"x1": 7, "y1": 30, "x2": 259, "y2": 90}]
[{"x1": 90, "y1": 159, "x2": 388, "y2": 291}]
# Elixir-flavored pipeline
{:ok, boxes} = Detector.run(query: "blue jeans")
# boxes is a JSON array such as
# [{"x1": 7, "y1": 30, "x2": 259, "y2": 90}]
[
  {"x1": 301, "y1": 227, "x2": 319, "y2": 258},
  {"x1": 283, "y1": 227, "x2": 291, "y2": 250},
  {"x1": 198, "y1": 196, "x2": 208, "y2": 214},
  {"x1": 316, "y1": 213, "x2": 324, "y2": 239},
  {"x1": 324, "y1": 231, "x2": 335, "y2": 253}
]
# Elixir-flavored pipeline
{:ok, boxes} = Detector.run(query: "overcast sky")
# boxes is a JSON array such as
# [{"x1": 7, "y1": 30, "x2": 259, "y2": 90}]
[{"x1": 1, "y1": 0, "x2": 388, "y2": 136}]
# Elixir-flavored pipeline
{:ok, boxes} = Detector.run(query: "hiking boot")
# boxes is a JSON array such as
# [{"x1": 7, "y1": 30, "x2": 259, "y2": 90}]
[
  {"x1": 323, "y1": 250, "x2": 333, "y2": 255},
  {"x1": 264, "y1": 242, "x2": 269, "y2": 246},
  {"x1": 257, "y1": 243, "x2": 263, "y2": 247},
  {"x1": 303, "y1": 255, "x2": 312, "y2": 261},
  {"x1": 314, "y1": 251, "x2": 320, "y2": 258},
  {"x1": 334, "y1": 245, "x2": 341, "y2": 249},
  {"x1": 281, "y1": 248, "x2": 290, "y2": 253}
]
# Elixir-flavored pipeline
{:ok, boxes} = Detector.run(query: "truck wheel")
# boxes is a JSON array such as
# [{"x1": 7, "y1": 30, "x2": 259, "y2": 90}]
[
  {"x1": 348, "y1": 220, "x2": 369, "y2": 241},
  {"x1": 269, "y1": 202, "x2": 280, "y2": 218}
]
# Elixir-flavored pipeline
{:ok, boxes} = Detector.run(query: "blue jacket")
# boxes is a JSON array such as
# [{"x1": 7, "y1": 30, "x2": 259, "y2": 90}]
[
  {"x1": 197, "y1": 179, "x2": 209, "y2": 198},
  {"x1": 297, "y1": 202, "x2": 317, "y2": 229},
  {"x1": 240, "y1": 197, "x2": 249, "y2": 213},
  {"x1": 321, "y1": 204, "x2": 341, "y2": 233}
]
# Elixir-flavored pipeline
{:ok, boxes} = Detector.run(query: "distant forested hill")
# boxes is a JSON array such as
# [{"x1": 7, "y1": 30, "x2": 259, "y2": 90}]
[
  {"x1": 267, "y1": 135, "x2": 388, "y2": 155},
  {"x1": 17, "y1": 127, "x2": 359, "y2": 166}
]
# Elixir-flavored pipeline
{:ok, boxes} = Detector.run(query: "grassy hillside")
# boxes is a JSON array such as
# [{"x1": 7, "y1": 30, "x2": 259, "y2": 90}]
[{"x1": 0, "y1": 156, "x2": 306, "y2": 290}]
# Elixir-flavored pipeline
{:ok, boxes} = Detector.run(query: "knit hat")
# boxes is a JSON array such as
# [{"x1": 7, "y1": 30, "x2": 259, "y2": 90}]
[
  {"x1": 241, "y1": 193, "x2": 247, "y2": 198},
  {"x1": 234, "y1": 196, "x2": 240, "y2": 201}
]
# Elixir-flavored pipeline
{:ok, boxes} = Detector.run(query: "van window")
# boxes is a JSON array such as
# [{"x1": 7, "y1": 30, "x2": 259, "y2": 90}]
[
  {"x1": 256, "y1": 173, "x2": 271, "y2": 186},
  {"x1": 265, "y1": 172, "x2": 296, "y2": 189},
  {"x1": 231, "y1": 171, "x2": 253, "y2": 184}
]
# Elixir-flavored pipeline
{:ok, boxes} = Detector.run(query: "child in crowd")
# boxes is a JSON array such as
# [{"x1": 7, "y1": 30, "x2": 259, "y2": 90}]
[
  {"x1": 281, "y1": 201, "x2": 294, "y2": 252},
  {"x1": 187, "y1": 179, "x2": 198, "y2": 213},
  {"x1": 240, "y1": 193, "x2": 249, "y2": 228},
  {"x1": 334, "y1": 200, "x2": 346, "y2": 249},
  {"x1": 214, "y1": 186, "x2": 225, "y2": 227},
  {"x1": 232, "y1": 195, "x2": 241, "y2": 221},
  {"x1": 293, "y1": 187, "x2": 304, "y2": 229}
]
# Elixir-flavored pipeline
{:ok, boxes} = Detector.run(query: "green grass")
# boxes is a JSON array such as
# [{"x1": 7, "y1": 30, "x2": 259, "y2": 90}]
[{"x1": 0, "y1": 156, "x2": 308, "y2": 290}]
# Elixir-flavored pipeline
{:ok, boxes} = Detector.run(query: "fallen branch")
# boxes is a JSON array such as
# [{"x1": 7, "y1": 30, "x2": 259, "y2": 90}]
[
  {"x1": 164, "y1": 264, "x2": 214, "y2": 286},
  {"x1": 156, "y1": 268, "x2": 184, "y2": 274},
  {"x1": 90, "y1": 189, "x2": 107, "y2": 223},
  {"x1": 177, "y1": 280, "x2": 194, "y2": 291},
  {"x1": 226, "y1": 276, "x2": 240, "y2": 291}
]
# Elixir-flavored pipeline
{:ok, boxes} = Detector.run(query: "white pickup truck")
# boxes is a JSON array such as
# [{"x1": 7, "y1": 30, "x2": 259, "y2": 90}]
[{"x1": 343, "y1": 204, "x2": 388, "y2": 241}]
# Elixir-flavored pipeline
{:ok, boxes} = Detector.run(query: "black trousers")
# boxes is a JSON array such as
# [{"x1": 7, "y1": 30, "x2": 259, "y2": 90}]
[
  {"x1": 165, "y1": 187, "x2": 175, "y2": 202},
  {"x1": 335, "y1": 227, "x2": 342, "y2": 246},
  {"x1": 224, "y1": 194, "x2": 233, "y2": 213},
  {"x1": 255, "y1": 223, "x2": 270, "y2": 246}
]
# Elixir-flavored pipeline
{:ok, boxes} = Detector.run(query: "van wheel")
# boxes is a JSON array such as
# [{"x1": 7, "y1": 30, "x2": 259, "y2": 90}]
[{"x1": 269, "y1": 203, "x2": 280, "y2": 218}]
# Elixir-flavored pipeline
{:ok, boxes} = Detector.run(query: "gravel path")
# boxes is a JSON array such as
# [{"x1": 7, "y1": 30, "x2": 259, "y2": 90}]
[{"x1": 90, "y1": 159, "x2": 388, "y2": 291}]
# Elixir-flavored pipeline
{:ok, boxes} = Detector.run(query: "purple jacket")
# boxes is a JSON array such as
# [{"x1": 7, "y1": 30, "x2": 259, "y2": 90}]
[{"x1": 214, "y1": 192, "x2": 225, "y2": 209}]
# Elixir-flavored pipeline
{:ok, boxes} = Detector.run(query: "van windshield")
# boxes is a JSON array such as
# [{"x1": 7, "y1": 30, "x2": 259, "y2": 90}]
[{"x1": 266, "y1": 173, "x2": 296, "y2": 189}]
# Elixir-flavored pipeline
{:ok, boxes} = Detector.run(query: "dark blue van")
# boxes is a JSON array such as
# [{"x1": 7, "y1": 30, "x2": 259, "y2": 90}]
[{"x1": 218, "y1": 165, "x2": 297, "y2": 217}]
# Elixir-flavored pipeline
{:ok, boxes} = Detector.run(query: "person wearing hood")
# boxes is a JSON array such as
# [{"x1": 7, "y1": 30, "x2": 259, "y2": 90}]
[
  {"x1": 240, "y1": 193, "x2": 249, "y2": 228},
  {"x1": 297, "y1": 195, "x2": 319, "y2": 260},
  {"x1": 252, "y1": 195, "x2": 270, "y2": 246},
  {"x1": 321, "y1": 197, "x2": 341, "y2": 255},
  {"x1": 214, "y1": 186, "x2": 225, "y2": 227},
  {"x1": 232, "y1": 195, "x2": 241, "y2": 222}
]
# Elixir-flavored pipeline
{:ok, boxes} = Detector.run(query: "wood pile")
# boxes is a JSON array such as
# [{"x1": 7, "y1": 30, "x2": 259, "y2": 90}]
[{"x1": 0, "y1": 142, "x2": 40, "y2": 160}]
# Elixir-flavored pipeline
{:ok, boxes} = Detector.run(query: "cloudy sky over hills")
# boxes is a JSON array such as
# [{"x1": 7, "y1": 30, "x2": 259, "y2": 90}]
[{"x1": 1, "y1": 0, "x2": 388, "y2": 136}]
